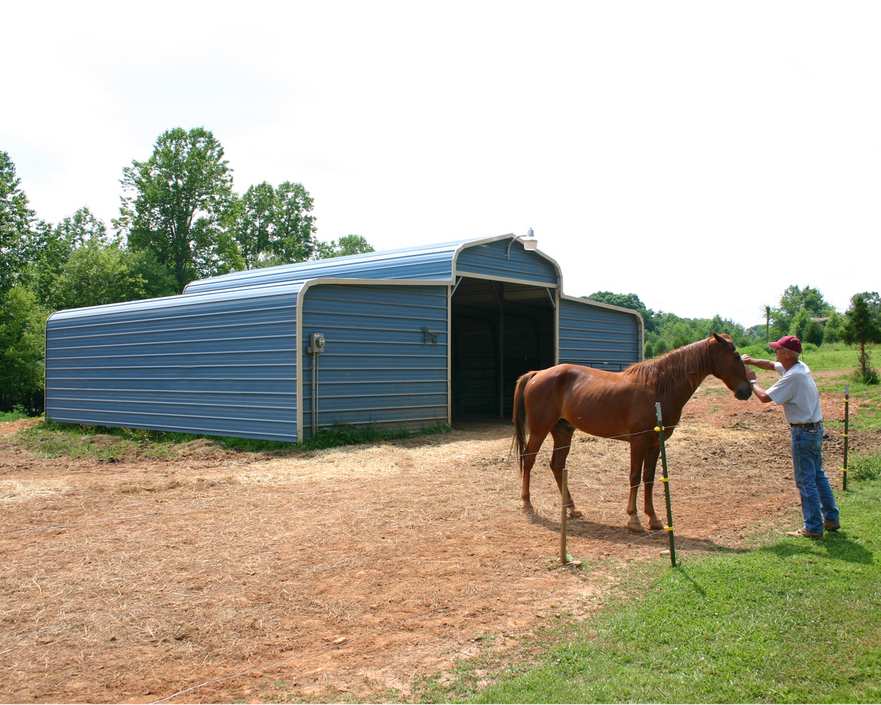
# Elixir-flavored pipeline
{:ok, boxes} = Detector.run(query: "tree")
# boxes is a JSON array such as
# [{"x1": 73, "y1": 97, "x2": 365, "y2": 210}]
[
  {"x1": 823, "y1": 311, "x2": 845, "y2": 344},
  {"x1": 229, "y1": 182, "x2": 276, "y2": 270},
  {"x1": 772, "y1": 285, "x2": 833, "y2": 338},
  {"x1": 0, "y1": 151, "x2": 37, "y2": 294},
  {"x1": 118, "y1": 127, "x2": 236, "y2": 290},
  {"x1": 229, "y1": 181, "x2": 319, "y2": 269},
  {"x1": 0, "y1": 285, "x2": 49, "y2": 412},
  {"x1": 317, "y1": 234, "x2": 375, "y2": 259},
  {"x1": 23, "y1": 207, "x2": 110, "y2": 307},
  {"x1": 841, "y1": 292, "x2": 881, "y2": 383},
  {"x1": 803, "y1": 319, "x2": 826, "y2": 347},
  {"x1": 272, "y1": 181, "x2": 318, "y2": 262},
  {"x1": 52, "y1": 240, "x2": 177, "y2": 310}
]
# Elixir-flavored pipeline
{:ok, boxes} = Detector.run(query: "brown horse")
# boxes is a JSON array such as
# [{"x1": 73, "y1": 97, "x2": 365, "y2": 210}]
[{"x1": 512, "y1": 332, "x2": 753, "y2": 532}]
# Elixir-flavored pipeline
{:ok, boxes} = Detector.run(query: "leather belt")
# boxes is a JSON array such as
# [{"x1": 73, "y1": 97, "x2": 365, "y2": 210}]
[{"x1": 790, "y1": 421, "x2": 821, "y2": 428}]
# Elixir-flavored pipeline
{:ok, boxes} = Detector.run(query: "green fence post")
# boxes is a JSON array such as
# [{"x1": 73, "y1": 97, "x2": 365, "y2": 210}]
[
  {"x1": 655, "y1": 402, "x2": 677, "y2": 568},
  {"x1": 843, "y1": 384, "x2": 850, "y2": 491}
]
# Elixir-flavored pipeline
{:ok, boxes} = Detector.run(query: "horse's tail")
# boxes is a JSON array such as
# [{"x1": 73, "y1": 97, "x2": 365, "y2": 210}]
[{"x1": 512, "y1": 371, "x2": 536, "y2": 474}]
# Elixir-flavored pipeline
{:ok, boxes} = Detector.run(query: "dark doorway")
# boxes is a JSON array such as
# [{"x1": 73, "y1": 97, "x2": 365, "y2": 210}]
[{"x1": 451, "y1": 278, "x2": 555, "y2": 420}]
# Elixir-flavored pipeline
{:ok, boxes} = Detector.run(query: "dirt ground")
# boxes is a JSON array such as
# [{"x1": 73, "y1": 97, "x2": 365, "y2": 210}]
[{"x1": 2, "y1": 372, "x2": 879, "y2": 704}]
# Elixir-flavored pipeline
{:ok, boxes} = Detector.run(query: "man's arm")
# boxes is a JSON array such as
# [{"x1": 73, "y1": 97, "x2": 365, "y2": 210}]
[
  {"x1": 742, "y1": 356, "x2": 774, "y2": 403},
  {"x1": 742, "y1": 355, "x2": 776, "y2": 371}
]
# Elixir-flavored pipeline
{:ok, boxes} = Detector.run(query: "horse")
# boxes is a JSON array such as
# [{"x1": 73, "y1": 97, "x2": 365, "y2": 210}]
[{"x1": 512, "y1": 332, "x2": 753, "y2": 532}]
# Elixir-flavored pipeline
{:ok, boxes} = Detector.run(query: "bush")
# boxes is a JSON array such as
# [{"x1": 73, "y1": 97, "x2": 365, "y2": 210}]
[
  {"x1": 850, "y1": 453, "x2": 881, "y2": 482},
  {"x1": 0, "y1": 286, "x2": 49, "y2": 413},
  {"x1": 852, "y1": 367, "x2": 880, "y2": 385}
]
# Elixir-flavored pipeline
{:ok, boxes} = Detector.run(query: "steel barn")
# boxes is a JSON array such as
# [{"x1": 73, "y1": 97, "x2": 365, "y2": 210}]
[{"x1": 44, "y1": 234, "x2": 644, "y2": 442}]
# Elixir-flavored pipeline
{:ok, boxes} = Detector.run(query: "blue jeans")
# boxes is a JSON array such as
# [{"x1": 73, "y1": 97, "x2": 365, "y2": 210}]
[{"x1": 790, "y1": 424, "x2": 839, "y2": 534}]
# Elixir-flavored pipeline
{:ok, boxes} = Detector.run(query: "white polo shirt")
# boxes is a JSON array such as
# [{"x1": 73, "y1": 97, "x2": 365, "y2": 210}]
[{"x1": 766, "y1": 361, "x2": 822, "y2": 425}]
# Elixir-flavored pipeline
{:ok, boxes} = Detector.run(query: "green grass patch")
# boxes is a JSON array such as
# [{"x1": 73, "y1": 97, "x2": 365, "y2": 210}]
[
  {"x1": 426, "y1": 470, "x2": 881, "y2": 704},
  {"x1": 16, "y1": 419, "x2": 452, "y2": 459},
  {"x1": 0, "y1": 407, "x2": 30, "y2": 422},
  {"x1": 739, "y1": 342, "x2": 873, "y2": 376}
]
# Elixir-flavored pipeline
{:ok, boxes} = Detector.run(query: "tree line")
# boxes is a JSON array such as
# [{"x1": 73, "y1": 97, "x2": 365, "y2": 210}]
[
  {"x1": 587, "y1": 287, "x2": 881, "y2": 382},
  {"x1": 3, "y1": 128, "x2": 879, "y2": 414},
  {"x1": 1, "y1": 127, "x2": 374, "y2": 413}
]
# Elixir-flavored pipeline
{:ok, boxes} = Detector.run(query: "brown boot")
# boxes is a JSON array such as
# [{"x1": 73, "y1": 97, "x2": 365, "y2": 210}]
[{"x1": 786, "y1": 527, "x2": 823, "y2": 539}]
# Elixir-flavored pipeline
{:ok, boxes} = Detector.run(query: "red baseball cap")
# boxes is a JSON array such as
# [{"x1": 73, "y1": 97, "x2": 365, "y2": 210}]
[{"x1": 770, "y1": 335, "x2": 802, "y2": 354}]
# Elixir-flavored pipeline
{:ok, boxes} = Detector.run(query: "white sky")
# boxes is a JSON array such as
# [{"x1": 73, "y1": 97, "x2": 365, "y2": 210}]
[{"x1": 4, "y1": 1, "x2": 879, "y2": 326}]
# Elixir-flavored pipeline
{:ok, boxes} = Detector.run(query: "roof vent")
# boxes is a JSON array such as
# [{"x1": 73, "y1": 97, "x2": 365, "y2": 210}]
[{"x1": 506, "y1": 228, "x2": 538, "y2": 258}]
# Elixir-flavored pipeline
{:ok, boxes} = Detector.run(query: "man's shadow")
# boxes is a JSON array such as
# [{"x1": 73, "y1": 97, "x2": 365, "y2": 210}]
[{"x1": 760, "y1": 530, "x2": 874, "y2": 564}]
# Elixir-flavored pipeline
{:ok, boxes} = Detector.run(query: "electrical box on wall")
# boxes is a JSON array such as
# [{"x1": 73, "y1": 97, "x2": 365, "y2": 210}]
[{"x1": 307, "y1": 332, "x2": 325, "y2": 355}]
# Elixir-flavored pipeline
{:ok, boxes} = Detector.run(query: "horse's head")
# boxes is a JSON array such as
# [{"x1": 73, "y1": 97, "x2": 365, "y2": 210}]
[{"x1": 710, "y1": 332, "x2": 753, "y2": 401}]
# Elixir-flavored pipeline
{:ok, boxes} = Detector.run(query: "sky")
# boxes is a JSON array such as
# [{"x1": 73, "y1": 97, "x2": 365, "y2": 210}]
[{"x1": 4, "y1": 1, "x2": 879, "y2": 327}]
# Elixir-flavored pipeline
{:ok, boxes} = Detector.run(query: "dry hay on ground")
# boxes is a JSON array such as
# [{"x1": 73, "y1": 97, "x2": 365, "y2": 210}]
[{"x1": 1, "y1": 373, "x2": 877, "y2": 703}]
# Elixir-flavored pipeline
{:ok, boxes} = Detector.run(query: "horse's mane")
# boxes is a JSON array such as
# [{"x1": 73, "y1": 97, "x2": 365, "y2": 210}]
[{"x1": 622, "y1": 337, "x2": 713, "y2": 397}]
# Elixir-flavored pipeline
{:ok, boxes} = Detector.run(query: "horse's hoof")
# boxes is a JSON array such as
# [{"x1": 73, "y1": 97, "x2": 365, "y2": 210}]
[
  {"x1": 569, "y1": 509, "x2": 584, "y2": 519},
  {"x1": 649, "y1": 521, "x2": 665, "y2": 531},
  {"x1": 627, "y1": 522, "x2": 646, "y2": 533},
  {"x1": 521, "y1": 505, "x2": 535, "y2": 515}
]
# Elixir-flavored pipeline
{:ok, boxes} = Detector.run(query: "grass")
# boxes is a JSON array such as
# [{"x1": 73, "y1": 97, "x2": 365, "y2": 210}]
[
  {"x1": 740, "y1": 343, "x2": 881, "y2": 433},
  {"x1": 415, "y1": 352, "x2": 881, "y2": 703},
  {"x1": 420, "y1": 470, "x2": 881, "y2": 703},
  {"x1": 15, "y1": 419, "x2": 452, "y2": 459}
]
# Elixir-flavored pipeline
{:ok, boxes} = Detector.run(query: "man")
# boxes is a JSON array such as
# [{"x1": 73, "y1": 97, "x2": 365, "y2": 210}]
[{"x1": 743, "y1": 335, "x2": 840, "y2": 539}]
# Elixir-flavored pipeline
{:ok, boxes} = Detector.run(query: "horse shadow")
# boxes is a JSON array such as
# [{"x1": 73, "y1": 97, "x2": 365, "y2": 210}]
[
  {"x1": 526, "y1": 511, "x2": 747, "y2": 555},
  {"x1": 528, "y1": 511, "x2": 873, "y2": 566}
]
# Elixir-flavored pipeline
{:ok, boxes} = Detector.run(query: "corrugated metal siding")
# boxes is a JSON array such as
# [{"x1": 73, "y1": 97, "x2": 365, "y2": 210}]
[
  {"x1": 45, "y1": 285, "x2": 303, "y2": 441},
  {"x1": 184, "y1": 241, "x2": 466, "y2": 295},
  {"x1": 558, "y1": 296, "x2": 643, "y2": 370},
  {"x1": 455, "y1": 239, "x2": 559, "y2": 285},
  {"x1": 299, "y1": 282, "x2": 448, "y2": 434}
]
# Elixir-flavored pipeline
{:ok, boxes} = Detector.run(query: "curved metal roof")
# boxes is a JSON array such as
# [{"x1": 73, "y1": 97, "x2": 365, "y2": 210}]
[{"x1": 183, "y1": 234, "x2": 561, "y2": 295}]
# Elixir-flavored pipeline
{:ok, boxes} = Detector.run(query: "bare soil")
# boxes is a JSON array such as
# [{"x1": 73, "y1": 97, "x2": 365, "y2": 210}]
[{"x1": 1, "y1": 373, "x2": 878, "y2": 703}]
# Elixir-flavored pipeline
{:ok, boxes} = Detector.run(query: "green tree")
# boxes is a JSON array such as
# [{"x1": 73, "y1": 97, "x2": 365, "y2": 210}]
[
  {"x1": 841, "y1": 292, "x2": 881, "y2": 383},
  {"x1": 118, "y1": 127, "x2": 236, "y2": 290},
  {"x1": 229, "y1": 180, "x2": 319, "y2": 269},
  {"x1": 272, "y1": 181, "x2": 318, "y2": 262},
  {"x1": 317, "y1": 234, "x2": 375, "y2": 259},
  {"x1": 804, "y1": 320, "x2": 826, "y2": 347},
  {"x1": 772, "y1": 285, "x2": 832, "y2": 338},
  {"x1": 0, "y1": 151, "x2": 37, "y2": 294},
  {"x1": 230, "y1": 182, "x2": 276, "y2": 270},
  {"x1": 0, "y1": 285, "x2": 49, "y2": 412},
  {"x1": 824, "y1": 311, "x2": 845, "y2": 343},
  {"x1": 791, "y1": 308, "x2": 812, "y2": 341},
  {"x1": 52, "y1": 240, "x2": 176, "y2": 310},
  {"x1": 23, "y1": 207, "x2": 110, "y2": 306}
]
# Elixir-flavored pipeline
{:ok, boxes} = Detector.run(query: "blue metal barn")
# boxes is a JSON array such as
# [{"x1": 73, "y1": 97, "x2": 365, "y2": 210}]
[{"x1": 44, "y1": 235, "x2": 643, "y2": 442}]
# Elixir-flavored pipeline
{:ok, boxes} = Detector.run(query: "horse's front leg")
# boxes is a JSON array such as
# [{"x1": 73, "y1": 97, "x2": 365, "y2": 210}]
[
  {"x1": 642, "y1": 444, "x2": 664, "y2": 530},
  {"x1": 626, "y1": 440, "x2": 646, "y2": 532},
  {"x1": 550, "y1": 421, "x2": 582, "y2": 518}
]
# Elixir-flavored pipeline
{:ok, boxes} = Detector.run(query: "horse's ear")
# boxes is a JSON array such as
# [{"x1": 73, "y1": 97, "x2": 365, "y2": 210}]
[{"x1": 712, "y1": 331, "x2": 729, "y2": 347}]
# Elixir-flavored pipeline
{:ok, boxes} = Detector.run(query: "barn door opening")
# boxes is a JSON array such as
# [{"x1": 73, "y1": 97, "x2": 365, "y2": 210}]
[{"x1": 450, "y1": 278, "x2": 556, "y2": 420}]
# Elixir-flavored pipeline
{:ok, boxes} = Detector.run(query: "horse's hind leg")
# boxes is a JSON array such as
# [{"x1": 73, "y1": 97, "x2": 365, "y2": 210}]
[
  {"x1": 642, "y1": 444, "x2": 665, "y2": 530},
  {"x1": 550, "y1": 420, "x2": 582, "y2": 518},
  {"x1": 626, "y1": 439, "x2": 648, "y2": 532},
  {"x1": 520, "y1": 431, "x2": 548, "y2": 515}
]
